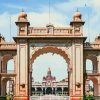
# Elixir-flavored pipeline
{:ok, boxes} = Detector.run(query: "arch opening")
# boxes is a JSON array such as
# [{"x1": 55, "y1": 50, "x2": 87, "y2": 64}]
[
  {"x1": 6, "y1": 80, "x2": 14, "y2": 95},
  {"x1": 85, "y1": 78, "x2": 98, "y2": 96},
  {"x1": 86, "y1": 55, "x2": 98, "y2": 73},
  {"x1": 1, "y1": 54, "x2": 15, "y2": 96},
  {"x1": 30, "y1": 47, "x2": 70, "y2": 96},
  {"x1": 46, "y1": 87, "x2": 52, "y2": 94},
  {"x1": 86, "y1": 59, "x2": 93, "y2": 73},
  {"x1": 7, "y1": 59, "x2": 14, "y2": 73}
]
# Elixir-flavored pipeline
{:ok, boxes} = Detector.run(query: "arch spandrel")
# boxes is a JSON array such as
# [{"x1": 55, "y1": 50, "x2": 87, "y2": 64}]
[
  {"x1": 30, "y1": 46, "x2": 71, "y2": 67},
  {"x1": 1, "y1": 54, "x2": 16, "y2": 66}
]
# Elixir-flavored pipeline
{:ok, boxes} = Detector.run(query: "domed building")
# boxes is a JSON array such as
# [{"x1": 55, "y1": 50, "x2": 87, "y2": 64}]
[{"x1": 31, "y1": 68, "x2": 68, "y2": 95}]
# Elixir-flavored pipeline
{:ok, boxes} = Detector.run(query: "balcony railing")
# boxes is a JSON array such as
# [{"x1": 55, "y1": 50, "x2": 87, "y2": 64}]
[
  {"x1": 0, "y1": 43, "x2": 16, "y2": 50},
  {"x1": 84, "y1": 43, "x2": 100, "y2": 49},
  {"x1": 28, "y1": 27, "x2": 73, "y2": 36},
  {"x1": 30, "y1": 95, "x2": 70, "y2": 100},
  {"x1": 86, "y1": 70, "x2": 98, "y2": 74},
  {"x1": 1, "y1": 70, "x2": 15, "y2": 74},
  {"x1": 7, "y1": 70, "x2": 15, "y2": 74}
]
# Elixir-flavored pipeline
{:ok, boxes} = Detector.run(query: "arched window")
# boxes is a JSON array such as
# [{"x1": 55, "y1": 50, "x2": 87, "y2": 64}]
[
  {"x1": 7, "y1": 59, "x2": 14, "y2": 73},
  {"x1": 86, "y1": 59, "x2": 93, "y2": 73}
]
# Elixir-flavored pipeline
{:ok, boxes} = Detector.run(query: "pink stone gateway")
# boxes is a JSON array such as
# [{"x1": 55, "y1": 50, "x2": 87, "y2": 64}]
[{"x1": 0, "y1": 10, "x2": 100, "y2": 100}]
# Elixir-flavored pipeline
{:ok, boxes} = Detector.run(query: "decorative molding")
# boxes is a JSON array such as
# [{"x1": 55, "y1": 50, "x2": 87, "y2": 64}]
[{"x1": 18, "y1": 39, "x2": 27, "y2": 43}]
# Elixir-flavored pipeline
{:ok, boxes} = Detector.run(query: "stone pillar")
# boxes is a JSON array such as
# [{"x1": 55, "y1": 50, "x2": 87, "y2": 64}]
[
  {"x1": 35, "y1": 87, "x2": 37, "y2": 95},
  {"x1": 0, "y1": 55, "x2": 2, "y2": 95},
  {"x1": 1, "y1": 79, "x2": 4, "y2": 96},
  {"x1": 97, "y1": 54, "x2": 100, "y2": 73},
  {"x1": 55, "y1": 87, "x2": 57, "y2": 95},
  {"x1": 83, "y1": 57, "x2": 86, "y2": 96},
  {"x1": 13, "y1": 55, "x2": 17, "y2": 96},
  {"x1": 14, "y1": 39, "x2": 29, "y2": 100},
  {"x1": 70, "y1": 39, "x2": 84, "y2": 99},
  {"x1": 62, "y1": 87, "x2": 63, "y2": 95},
  {"x1": 97, "y1": 84, "x2": 100, "y2": 96},
  {"x1": 52, "y1": 87, "x2": 53, "y2": 94},
  {"x1": 97, "y1": 54, "x2": 100, "y2": 96},
  {"x1": 44, "y1": 88, "x2": 46, "y2": 94},
  {"x1": 93, "y1": 82, "x2": 98, "y2": 96},
  {"x1": 14, "y1": 10, "x2": 30, "y2": 100},
  {"x1": 1, "y1": 78, "x2": 6, "y2": 96},
  {"x1": 53, "y1": 87, "x2": 55, "y2": 94},
  {"x1": 41, "y1": 87, "x2": 43, "y2": 95},
  {"x1": 97, "y1": 77, "x2": 100, "y2": 96}
]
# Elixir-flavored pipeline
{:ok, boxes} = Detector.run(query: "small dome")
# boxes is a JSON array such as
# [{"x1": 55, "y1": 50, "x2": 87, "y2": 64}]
[
  {"x1": 18, "y1": 10, "x2": 27, "y2": 20},
  {"x1": 73, "y1": 11, "x2": 81, "y2": 18}
]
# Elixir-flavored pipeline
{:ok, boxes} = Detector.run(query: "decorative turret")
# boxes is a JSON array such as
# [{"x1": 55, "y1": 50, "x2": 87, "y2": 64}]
[
  {"x1": 18, "y1": 10, "x2": 27, "y2": 21},
  {"x1": 70, "y1": 10, "x2": 85, "y2": 36},
  {"x1": 73, "y1": 11, "x2": 82, "y2": 21},
  {"x1": 94, "y1": 34, "x2": 100, "y2": 44},
  {"x1": 15, "y1": 10, "x2": 30, "y2": 36},
  {"x1": 0, "y1": 34, "x2": 5, "y2": 43},
  {"x1": 47, "y1": 67, "x2": 51, "y2": 77},
  {"x1": 46, "y1": 24, "x2": 54, "y2": 34}
]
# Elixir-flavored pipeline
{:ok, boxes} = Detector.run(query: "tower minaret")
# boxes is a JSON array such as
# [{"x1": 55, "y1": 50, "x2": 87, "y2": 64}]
[
  {"x1": 14, "y1": 10, "x2": 30, "y2": 100},
  {"x1": 15, "y1": 10, "x2": 30, "y2": 36},
  {"x1": 70, "y1": 10, "x2": 85, "y2": 36},
  {"x1": 47, "y1": 67, "x2": 51, "y2": 77}
]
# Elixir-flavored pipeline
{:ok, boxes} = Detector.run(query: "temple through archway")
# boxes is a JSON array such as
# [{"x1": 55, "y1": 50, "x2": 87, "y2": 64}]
[{"x1": 30, "y1": 51, "x2": 69, "y2": 96}]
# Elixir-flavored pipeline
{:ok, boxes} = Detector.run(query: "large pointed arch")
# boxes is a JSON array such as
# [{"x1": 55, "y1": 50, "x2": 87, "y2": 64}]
[{"x1": 30, "y1": 46, "x2": 71, "y2": 65}]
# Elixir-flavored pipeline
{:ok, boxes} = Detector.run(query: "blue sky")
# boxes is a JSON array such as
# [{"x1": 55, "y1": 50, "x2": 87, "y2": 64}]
[
  {"x1": 0, "y1": 0, "x2": 69, "y2": 14},
  {"x1": 0, "y1": 0, "x2": 100, "y2": 42},
  {"x1": 1, "y1": 0, "x2": 99, "y2": 83}
]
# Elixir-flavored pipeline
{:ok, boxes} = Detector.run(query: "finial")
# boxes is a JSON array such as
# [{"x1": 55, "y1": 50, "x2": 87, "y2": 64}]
[
  {"x1": 73, "y1": 8, "x2": 82, "y2": 21},
  {"x1": 76, "y1": 8, "x2": 79, "y2": 12},
  {"x1": 21, "y1": 8, "x2": 24, "y2": 12},
  {"x1": 48, "y1": 67, "x2": 51, "y2": 71},
  {"x1": 18, "y1": 9, "x2": 27, "y2": 21}
]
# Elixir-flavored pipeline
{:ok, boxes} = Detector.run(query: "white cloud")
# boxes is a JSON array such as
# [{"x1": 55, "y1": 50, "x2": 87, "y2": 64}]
[
  {"x1": 1, "y1": 0, "x2": 99, "y2": 82},
  {"x1": 0, "y1": 0, "x2": 100, "y2": 42},
  {"x1": 2, "y1": 3, "x2": 28, "y2": 10},
  {"x1": 28, "y1": 11, "x2": 67, "y2": 27},
  {"x1": 54, "y1": 0, "x2": 100, "y2": 41},
  {"x1": 0, "y1": 7, "x2": 67, "y2": 41}
]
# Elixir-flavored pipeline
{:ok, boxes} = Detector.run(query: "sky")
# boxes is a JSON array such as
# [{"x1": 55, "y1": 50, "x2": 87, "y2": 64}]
[
  {"x1": 0, "y1": 0, "x2": 100, "y2": 41},
  {"x1": 1, "y1": 0, "x2": 99, "y2": 83}
]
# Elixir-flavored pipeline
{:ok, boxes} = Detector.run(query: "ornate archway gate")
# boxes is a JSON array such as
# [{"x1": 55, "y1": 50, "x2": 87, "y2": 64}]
[
  {"x1": 0, "y1": 10, "x2": 100, "y2": 100},
  {"x1": 14, "y1": 10, "x2": 85, "y2": 100}
]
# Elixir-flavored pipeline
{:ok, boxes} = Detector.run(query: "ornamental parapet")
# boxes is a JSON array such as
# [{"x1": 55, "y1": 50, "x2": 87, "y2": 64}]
[
  {"x1": 0, "y1": 71, "x2": 16, "y2": 79},
  {"x1": 86, "y1": 70, "x2": 98, "y2": 74},
  {"x1": 0, "y1": 42, "x2": 17, "y2": 50},
  {"x1": 84, "y1": 42, "x2": 100, "y2": 50},
  {"x1": 86, "y1": 70, "x2": 100, "y2": 76},
  {"x1": 28, "y1": 27, "x2": 73, "y2": 36}
]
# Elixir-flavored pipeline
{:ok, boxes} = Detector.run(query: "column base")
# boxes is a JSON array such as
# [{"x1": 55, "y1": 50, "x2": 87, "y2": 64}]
[
  {"x1": 70, "y1": 97, "x2": 82, "y2": 100},
  {"x1": 14, "y1": 96, "x2": 29, "y2": 100}
]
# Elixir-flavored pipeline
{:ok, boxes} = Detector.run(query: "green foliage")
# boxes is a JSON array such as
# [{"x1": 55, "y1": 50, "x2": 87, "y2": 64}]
[
  {"x1": 84, "y1": 95, "x2": 94, "y2": 100},
  {"x1": 0, "y1": 96, "x2": 6, "y2": 100}
]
